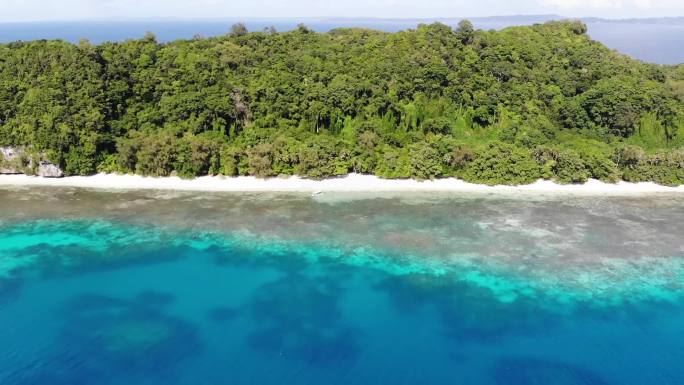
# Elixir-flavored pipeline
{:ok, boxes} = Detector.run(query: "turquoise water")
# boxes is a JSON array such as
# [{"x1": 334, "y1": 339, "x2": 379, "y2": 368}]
[{"x1": 1, "y1": 188, "x2": 684, "y2": 384}]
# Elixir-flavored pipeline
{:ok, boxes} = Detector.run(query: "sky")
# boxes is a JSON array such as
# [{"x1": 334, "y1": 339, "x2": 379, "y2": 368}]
[{"x1": 1, "y1": 0, "x2": 684, "y2": 22}]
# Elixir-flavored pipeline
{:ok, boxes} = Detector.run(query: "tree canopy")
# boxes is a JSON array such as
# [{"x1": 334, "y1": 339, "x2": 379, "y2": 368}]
[{"x1": 0, "y1": 20, "x2": 683, "y2": 184}]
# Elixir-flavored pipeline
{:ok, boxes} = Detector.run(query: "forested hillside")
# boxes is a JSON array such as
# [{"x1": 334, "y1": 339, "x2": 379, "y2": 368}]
[{"x1": 1, "y1": 20, "x2": 683, "y2": 184}]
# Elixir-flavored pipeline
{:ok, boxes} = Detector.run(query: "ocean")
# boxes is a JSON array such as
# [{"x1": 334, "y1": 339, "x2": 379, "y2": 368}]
[
  {"x1": 1, "y1": 187, "x2": 683, "y2": 384},
  {"x1": 0, "y1": 18, "x2": 683, "y2": 65}
]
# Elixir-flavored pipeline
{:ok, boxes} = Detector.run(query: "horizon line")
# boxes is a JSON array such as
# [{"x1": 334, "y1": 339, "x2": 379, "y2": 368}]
[{"x1": 2, "y1": 14, "x2": 684, "y2": 24}]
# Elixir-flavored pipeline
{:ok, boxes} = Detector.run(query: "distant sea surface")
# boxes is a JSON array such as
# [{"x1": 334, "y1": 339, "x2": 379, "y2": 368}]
[
  {"x1": 0, "y1": 18, "x2": 683, "y2": 64},
  {"x1": 1, "y1": 188, "x2": 684, "y2": 384}
]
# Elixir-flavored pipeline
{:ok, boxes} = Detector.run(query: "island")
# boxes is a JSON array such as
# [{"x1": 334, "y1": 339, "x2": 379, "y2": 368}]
[{"x1": 0, "y1": 20, "x2": 683, "y2": 186}]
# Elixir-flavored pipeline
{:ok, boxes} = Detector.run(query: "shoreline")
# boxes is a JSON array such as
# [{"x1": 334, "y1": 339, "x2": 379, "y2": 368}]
[{"x1": 1, "y1": 173, "x2": 684, "y2": 195}]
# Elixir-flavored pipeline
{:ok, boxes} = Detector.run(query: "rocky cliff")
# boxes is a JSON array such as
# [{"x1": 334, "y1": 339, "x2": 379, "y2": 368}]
[{"x1": 0, "y1": 147, "x2": 64, "y2": 178}]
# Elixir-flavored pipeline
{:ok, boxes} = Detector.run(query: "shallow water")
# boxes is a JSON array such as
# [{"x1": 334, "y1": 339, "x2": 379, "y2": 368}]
[{"x1": 1, "y1": 187, "x2": 683, "y2": 384}]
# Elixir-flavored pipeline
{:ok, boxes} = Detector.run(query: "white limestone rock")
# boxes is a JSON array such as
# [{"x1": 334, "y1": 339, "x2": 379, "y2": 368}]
[
  {"x1": 37, "y1": 162, "x2": 64, "y2": 178},
  {"x1": 0, "y1": 146, "x2": 64, "y2": 178},
  {"x1": 0, "y1": 147, "x2": 22, "y2": 174}
]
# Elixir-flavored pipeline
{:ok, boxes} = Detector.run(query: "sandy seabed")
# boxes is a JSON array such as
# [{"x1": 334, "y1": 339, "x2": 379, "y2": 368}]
[{"x1": 1, "y1": 173, "x2": 684, "y2": 195}]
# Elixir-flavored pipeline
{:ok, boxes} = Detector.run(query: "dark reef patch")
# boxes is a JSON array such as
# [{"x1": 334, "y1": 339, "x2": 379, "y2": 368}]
[
  {"x1": 493, "y1": 357, "x2": 612, "y2": 385},
  {"x1": 245, "y1": 273, "x2": 361, "y2": 366},
  {"x1": 208, "y1": 306, "x2": 240, "y2": 323},
  {"x1": 374, "y1": 273, "x2": 554, "y2": 344},
  {"x1": 0, "y1": 277, "x2": 23, "y2": 310},
  {"x1": 52, "y1": 291, "x2": 202, "y2": 382}
]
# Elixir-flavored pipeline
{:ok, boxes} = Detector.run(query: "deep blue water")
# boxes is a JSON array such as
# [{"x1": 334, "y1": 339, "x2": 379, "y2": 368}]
[
  {"x1": 0, "y1": 18, "x2": 682, "y2": 64},
  {"x1": 1, "y1": 189, "x2": 684, "y2": 384}
]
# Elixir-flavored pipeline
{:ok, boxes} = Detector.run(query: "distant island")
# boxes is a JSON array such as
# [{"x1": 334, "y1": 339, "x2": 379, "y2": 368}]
[{"x1": 0, "y1": 20, "x2": 683, "y2": 186}]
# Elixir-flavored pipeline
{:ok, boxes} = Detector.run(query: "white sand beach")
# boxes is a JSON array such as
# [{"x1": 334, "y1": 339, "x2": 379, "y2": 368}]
[{"x1": 1, "y1": 173, "x2": 684, "y2": 195}]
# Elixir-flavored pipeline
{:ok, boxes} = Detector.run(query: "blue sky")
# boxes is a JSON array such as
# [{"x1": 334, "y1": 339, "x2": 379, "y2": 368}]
[{"x1": 2, "y1": 0, "x2": 684, "y2": 22}]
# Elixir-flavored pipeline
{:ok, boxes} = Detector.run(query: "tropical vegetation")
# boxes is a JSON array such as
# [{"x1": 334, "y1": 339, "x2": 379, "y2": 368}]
[{"x1": 1, "y1": 20, "x2": 683, "y2": 185}]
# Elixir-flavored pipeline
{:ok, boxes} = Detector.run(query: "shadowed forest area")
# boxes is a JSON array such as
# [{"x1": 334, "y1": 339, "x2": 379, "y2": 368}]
[{"x1": 1, "y1": 20, "x2": 683, "y2": 184}]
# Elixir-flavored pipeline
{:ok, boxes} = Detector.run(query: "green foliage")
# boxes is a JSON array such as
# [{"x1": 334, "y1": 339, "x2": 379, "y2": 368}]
[
  {"x1": 97, "y1": 154, "x2": 125, "y2": 174},
  {"x1": 230, "y1": 23, "x2": 248, "y2": 37},
  {"x1": 534, "y1": 146, "x2": 589, "y2": 184},
  {"x1": 219, "y1": 146, "x2": 241, "y2": 176},
  {"x1": 456, "y1": 20, "x2": 475, "y2": 45},
  {"x1": 464, "y1": 143, "x2": 542, "y2": 185},
  {"x1": 408, "y1": 142, "x2": 443, "y2": 180},
  {"x1": 295, "y1": 135, "x2": 350, "y2": 179},
  {"x1": 580, "y1": 77, "x2": 664, "y2": 137},
  {"x1": 571, "y1": 143, "x2": 620, "y2": 182},
  {"x1": 174, "y1": 135, "x2": 222, "y2": 178},
  {"x1": 374, "y1": 146, "x2": 411, "y2": 179},
  {"x1": 616, "y1": 145, "x2": 684, "y2": 186},
  {"x1": 0, "y1": 21, "x2": 683, "y2": 184}
]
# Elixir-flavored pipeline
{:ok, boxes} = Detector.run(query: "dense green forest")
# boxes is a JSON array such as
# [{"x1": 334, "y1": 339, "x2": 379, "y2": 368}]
[{"x1": 1, "y1": 20, "x2": 683, "y2": 184}]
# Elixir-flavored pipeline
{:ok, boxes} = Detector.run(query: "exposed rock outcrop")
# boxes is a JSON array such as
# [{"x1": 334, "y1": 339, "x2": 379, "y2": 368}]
[
  {"x1": 0, "y1": 147, "x2": 22, "y2": 174},
  {"x1": 37, "y1": 162, "x2": 64, "y2": 178},
  {"x1": 0, "y1": 146, "x2": 64, "y2": 178}
]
